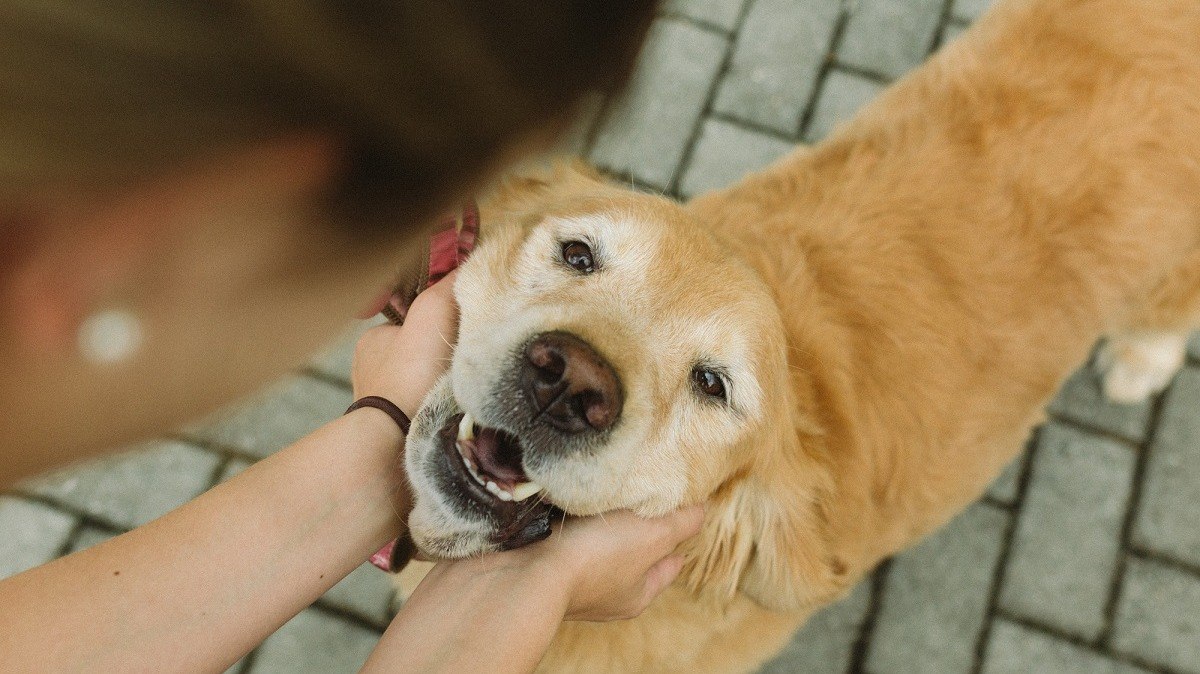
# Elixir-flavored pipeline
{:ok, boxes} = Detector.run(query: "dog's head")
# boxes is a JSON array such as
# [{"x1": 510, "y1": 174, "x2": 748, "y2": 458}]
[{"x1": 405, "y1": 162, "x2": 843, "y2": 611}]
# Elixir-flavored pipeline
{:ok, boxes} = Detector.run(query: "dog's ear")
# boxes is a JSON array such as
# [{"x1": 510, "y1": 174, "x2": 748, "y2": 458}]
[{"x1": 682, "y1": 433, "x2": 848, "y2": 612}]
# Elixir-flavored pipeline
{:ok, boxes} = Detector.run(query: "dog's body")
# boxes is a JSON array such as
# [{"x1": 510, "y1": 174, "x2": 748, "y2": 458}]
[{"x1": 399, "y1": 1, "x2": 1200, "y2": 671}]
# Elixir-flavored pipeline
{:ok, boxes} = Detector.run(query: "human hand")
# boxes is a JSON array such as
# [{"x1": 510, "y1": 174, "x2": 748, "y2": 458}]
[
  {"x1": 352, "y1": 271, "x2": 459, "y2": 419},
  {"x1": 509, "y1": 506, "x2": 705, "y2": 622},
  {"x1": 369, "y1": 506, "x2": 705, "y2": 674}
]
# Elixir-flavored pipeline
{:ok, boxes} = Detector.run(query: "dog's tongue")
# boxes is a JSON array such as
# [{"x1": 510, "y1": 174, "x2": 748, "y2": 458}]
[{"x1": 474, "y1": 427, "x2": 527, "y2": 484}]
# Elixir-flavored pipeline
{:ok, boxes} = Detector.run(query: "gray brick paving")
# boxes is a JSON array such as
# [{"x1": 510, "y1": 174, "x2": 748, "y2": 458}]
[
  {"x1": 218, "y1": 457, "x2": 253, "y2": 484},
  {"x1": 983, "y1": 620, "x2": 1151, "y2": 674},
  {"x1": 679, "y1": 118, "x2": 794, "y2": 198},
  {"x1": 759, "y1": 580, "x2": 872, "y2": 673},
  {"x1": 321, "y1": 562, "x2": 397, "y2": 627},
  {"x1": 250, "y1": 608, "x2": 380, "y2": 674},
  {"x1": 4, "y1": 2, "x2": 1200, "y2": 671},
  {"x1": 712, "y1": 0, "x2": 842, "y2": 136},
  {"x1": 998, "y1": 423, "x2": 1134, "y2": 640},
  {"x1": 1112, "y1": 558, "x2": 1200, "y2": 673},
  {"x1": 942, "y1": 19, "x2": 972, "y2": 44},
  {"x1": 1048, "y1": 365, "x2": 1154, "y2": 444},
  {"x1": 1133, "y1": 367, "x2": 1200, "y2": 567},
  {"x1": 67, "y1": 526, "x2": 118, "y2": 554},
  {"x1": 664, "y1": 0, "x2": 748, "y2": 31},
  {"x1": 1188, "y1": 332, "x2": 1200, "y2": 361},
  {"x1": 953, "y1": 0, "x2": 995, "y2": 22},
  {"x1": 985, "y1": 453, "x2": 1023, "y2": 505},
  {"x1": 590, "y1": 18, "x2": 727, "y2": 190},
  {"x1": 189, "y1": 375, "x2": 352, "y2": 459},
  {"x1": 0, "y1": 497, "x2": 76, "y2": 578},
  {"x1": 804, "y1": 69, "x2": 885, "y2": 141},
  {"x1": 838, "y1": 0, "x2": 944, "y2": 80},
  {"x1": 865, "y1": 503, "x2": 1009, "y2": 674},
  {"x1": 24, "y1": 440, "x2": 220, "y2": 529}
]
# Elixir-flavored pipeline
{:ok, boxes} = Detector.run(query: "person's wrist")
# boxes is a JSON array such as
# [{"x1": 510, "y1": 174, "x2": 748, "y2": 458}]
[
  {"x1": 442, "y1": 548, "x2": 573, "y2": 619},
  {"x1": 501, "y1": 545, "x2": 576, "y2": 620},
  {"x1": 349, "y1": 404, "x2": 406, "y2": 444},
  {"x1": 351, "y1": 384, "x2": 423, "y2": 422}
]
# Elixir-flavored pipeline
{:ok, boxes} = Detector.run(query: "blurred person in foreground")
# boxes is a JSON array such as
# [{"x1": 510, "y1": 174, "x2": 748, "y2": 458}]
[{"x1": 0, "y1": 2, "x2": 703, "y2": 671}]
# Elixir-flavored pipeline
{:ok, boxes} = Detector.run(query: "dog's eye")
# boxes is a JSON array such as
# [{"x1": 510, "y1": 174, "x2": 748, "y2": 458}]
[
  {"x1": 692, "y1": 367, "x2": 726, "y2": 400},
  {"x1": 561, "y1": 241, "x2": 595, "y2": 274}
]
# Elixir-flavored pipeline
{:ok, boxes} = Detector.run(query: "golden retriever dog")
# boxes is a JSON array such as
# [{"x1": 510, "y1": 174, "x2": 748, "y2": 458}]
[{"x1": 398, "y1": 0, "x2": 1200, "y2": 671}]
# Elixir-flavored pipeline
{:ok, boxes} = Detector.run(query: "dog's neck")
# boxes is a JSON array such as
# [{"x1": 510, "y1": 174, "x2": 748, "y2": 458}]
[{"x1": 683, "y1": 9, "x2": 1200, "y2": 573}]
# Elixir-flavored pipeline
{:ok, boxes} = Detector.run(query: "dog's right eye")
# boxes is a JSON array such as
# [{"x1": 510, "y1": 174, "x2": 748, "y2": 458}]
[
  {"x1": 692, "y1": 367, "x2": 727, "y2": 401},
  {"x1": 561, "y1": 241, "x2": 595, "y2": 274}
]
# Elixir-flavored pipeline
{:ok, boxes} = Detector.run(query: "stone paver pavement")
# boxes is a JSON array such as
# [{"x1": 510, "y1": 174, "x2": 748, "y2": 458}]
[{"x1": 4, "y1": 0, "x2": 1199, "y2": 672}]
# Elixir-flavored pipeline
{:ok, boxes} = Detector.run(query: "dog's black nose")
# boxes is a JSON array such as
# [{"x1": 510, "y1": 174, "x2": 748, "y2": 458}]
[{"x1": 522, "y1": 332, "x2": 623, "y2": 434}]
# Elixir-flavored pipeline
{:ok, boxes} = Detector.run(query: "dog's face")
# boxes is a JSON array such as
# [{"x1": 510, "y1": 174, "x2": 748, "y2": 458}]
[{"x1": 403, "y1": 165, "x2": 789, "y2": 560}]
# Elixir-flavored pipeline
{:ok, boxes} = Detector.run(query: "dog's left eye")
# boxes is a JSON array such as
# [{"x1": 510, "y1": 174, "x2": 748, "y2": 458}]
[
  {"x1": 561, "y1": 241, "x2": 595, "y2": 274},
  {"x1": 692, "y1": 367, "x2": 726, "y2": 400}
]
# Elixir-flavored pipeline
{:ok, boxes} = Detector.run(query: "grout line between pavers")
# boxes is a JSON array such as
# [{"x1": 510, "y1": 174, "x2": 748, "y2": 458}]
[
  {"x1": 1126, "y1": 545, "x2": 1200, "y2": 584},
  {"x1": 1042, "y1": 410, "x2": 1144, "y2": 451},
  {"x1": 237, "y1": 647, "x2": 261, "y2": 674},
  {"x1": 993, "y1": 609, "x2": 1183, "y2": 674},
  {"x1": 167, "y1": 431, "x2": 279, "y2": 468},
  {"x1": 655, "y1": 10, "x2": 735, "y2": 37},
  {"x1": 1097, "y1": 377, "x2": 1173, "y2": 649},
  {"x1": 55, "y1": 519, "x2": 90, "y2": 559},
  {"x1": 299, "y1": 367, "x2": 352, "y2": 392},
  {"x1": 823, "y1": 61, "x2": 892, "y2": 87},
  {"x1": 847, "y1": 558, "x2": 891, "y2": 674},
  {"x1": 8, "y1": 490, "x2": 132, "y2": 535},
  {"x1": 206, "y1": 452, "x2": 236, "y2": 490},
  {"x1": 577, "y1": 91, "x2": 617, "y2": 159},
  {"x1": 970, "y1": 428, "x2": 1041, "y2": 674},
  {"x1": 977, "y1": 493, "x2": 1017, "y2": 512},
  {"x1": 928, "y1": 0, "x2": 959, "y2": 54},
  {"x1": 310, "y1": 599, "x2": 390, "y2": 635},
  {"x1": 665, "y1": 0, "x2": 755, "y2": 196},
  {"x1": 704, "y1": 110, "x2": 798, "y2": 144},
  {"x1": 796, "y1": 6, "x2": 855, "y2": 141}
]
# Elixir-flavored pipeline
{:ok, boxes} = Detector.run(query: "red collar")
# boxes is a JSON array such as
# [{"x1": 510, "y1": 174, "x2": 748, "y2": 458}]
[
  {"x1": 380, "y1": 202, "x2": 480, "y2": 326},
  {"x1": 371, "y1": 202, "x2": 479, "y2": 572}
]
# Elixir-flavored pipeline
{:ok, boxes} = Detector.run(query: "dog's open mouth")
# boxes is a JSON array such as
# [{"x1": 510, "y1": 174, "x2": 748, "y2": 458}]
[
  {"x1": 454, "y1": 413, "x2": 544, "y2": 502},
  {"x1": 438, "y1": 413, "x2": 557, "y2": 551}
]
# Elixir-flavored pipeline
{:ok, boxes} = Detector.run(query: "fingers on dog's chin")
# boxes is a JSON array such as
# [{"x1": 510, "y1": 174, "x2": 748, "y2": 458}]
[
  {"x1": 648, "y1": 554, "x2": 685, "y2": 590},
  {"x1": 678, "y1": 504, "x2": 706, "y2": 536}
]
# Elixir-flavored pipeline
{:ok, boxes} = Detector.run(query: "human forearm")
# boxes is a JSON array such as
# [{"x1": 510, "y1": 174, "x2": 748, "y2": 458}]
[
  {"x1": 0, "y1": 408, "x2": 406, "y2": 672},
  {"x1": 361, "y1": 507, "x2": 705, "y2": 674},
  {"x1": 362, "y1": 556, "x2": 568, "y2": 674}
]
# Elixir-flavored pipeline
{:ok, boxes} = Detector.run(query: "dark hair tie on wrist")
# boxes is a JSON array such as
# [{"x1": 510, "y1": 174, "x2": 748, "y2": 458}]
[
  {"x1": 348, "y1": 395, "x2": 415, "y2": 573},
  {"x1": 345, "y1": 396, "x2": 411, "y2": 435}
]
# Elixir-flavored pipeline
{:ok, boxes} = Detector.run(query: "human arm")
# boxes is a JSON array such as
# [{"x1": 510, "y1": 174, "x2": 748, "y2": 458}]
[
  {"x1": 0, "y1": 275, "x2": 459, "y2": 672},
  {"x1": 361, "y1": 506, "x2": 705, "y2": 674}
]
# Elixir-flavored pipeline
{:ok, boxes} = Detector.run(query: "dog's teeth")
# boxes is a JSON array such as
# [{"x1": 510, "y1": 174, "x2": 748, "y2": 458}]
[
  {"x1": 458, "y1": 414, "x2": 475, "y2": 442},
  {"x1": 484, "y1": 480, "x2": 514, "y2": 501},
  {"x1": 466, "y1": 459, "x2": 484, "y2": 484},
  {"x1": 511, "y1": 482, "x2": 543, "y2": 501}
]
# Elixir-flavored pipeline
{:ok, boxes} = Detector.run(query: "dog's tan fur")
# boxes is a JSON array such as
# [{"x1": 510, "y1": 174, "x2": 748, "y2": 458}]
[{"x1": 400, "y1": 1, "x2": 1200, "y2": 671}]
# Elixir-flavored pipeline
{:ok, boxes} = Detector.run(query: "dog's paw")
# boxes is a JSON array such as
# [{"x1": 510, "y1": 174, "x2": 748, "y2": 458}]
[{"x1": 1095, "y1": 332, "x2": 1187, "y2": 404}]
